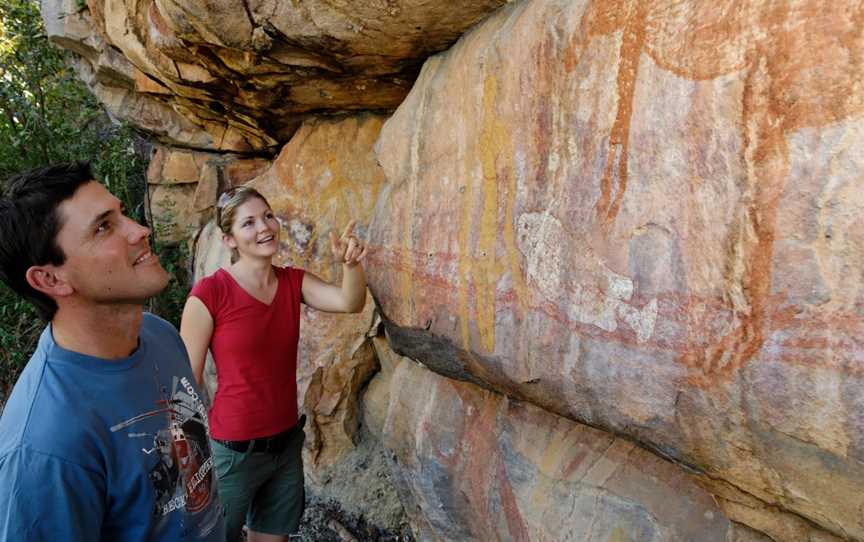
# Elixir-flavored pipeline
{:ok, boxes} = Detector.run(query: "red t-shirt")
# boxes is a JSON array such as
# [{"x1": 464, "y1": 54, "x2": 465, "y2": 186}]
[{"x1": 189, "y1": 266, "x2": 305, "y2": 440}]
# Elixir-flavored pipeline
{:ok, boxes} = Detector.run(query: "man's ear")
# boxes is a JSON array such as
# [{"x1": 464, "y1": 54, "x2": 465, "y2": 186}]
[{"x1": 25, "y1": 265, "x2": 73, "y2": 298}]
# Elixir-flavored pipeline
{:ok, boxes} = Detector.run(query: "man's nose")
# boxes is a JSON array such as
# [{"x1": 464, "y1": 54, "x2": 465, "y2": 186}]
[{"x1": 126, "y1": 216, "x2": 151, "y2": 242}]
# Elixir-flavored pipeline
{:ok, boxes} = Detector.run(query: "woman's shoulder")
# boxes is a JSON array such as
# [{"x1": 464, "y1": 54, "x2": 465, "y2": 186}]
[
  {"x1": 274, "y1": 265, "x2": 306, "y2": 294},
  {"x1": 274, "y1": 264, "x2": 305, "y2": 279},
  {"x1": 190, "y1": 268, "x2": 229, "y2": 297}
]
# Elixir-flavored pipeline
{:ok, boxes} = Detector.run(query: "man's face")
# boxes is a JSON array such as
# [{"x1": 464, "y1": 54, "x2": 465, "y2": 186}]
[{"x1": 53, "y1": 181, "x2": 169, "y2": 306}]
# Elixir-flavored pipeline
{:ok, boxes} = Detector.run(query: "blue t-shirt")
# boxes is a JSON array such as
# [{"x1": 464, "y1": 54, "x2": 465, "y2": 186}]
[{"x1": 0, "y1": 313, "x2": 224, "y2": 541}]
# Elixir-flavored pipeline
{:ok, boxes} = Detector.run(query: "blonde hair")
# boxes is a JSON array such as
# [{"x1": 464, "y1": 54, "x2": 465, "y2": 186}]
[{"x1": 215, "y1": 186, "x2": 270, "y2": 263}]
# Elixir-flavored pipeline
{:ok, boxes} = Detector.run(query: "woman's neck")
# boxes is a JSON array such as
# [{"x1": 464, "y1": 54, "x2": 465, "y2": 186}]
[{"x1": 229, "y1": 256, "x2": 275, "y2": 288}]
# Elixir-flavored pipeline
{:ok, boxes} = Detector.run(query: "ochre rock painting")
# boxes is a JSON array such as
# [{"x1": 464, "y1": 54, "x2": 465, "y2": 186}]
[
  {"x1": 579, "y1": 0, "x2": 864, "y2": 385},
  {"x1": 369, "y1": 0, "x2": 864, "y2": 538}
]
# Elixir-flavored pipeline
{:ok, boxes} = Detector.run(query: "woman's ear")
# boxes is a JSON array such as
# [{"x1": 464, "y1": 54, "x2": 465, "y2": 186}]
[
  {"x1": 25, "y1": 265, "x2": 73, "y2": 298},
  {"x1": 222, "y1": 233, "x2": 238, "y2": 249}
]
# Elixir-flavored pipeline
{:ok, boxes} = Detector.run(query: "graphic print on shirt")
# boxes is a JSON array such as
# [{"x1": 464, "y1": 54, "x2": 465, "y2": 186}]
[{"x1": 110, "y1": 375, "x2": 219, "y2": 536}]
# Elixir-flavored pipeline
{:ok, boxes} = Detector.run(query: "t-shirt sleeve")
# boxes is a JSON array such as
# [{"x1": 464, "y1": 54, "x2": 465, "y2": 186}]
[
  {"x1": 189, "y1": 275, "x2": 219, "y2": 316},
  {"x1": 0, "y1": 447, "x2": 105, "y2": 540},
  {"x1": 282, "y1": 266, "x2": 305, "y2": 303}
]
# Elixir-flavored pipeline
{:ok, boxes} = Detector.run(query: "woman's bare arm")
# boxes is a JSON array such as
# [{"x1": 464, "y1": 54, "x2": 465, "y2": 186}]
[{"x1": 179, "y1": 296, "x2": 214, "y2": 386}]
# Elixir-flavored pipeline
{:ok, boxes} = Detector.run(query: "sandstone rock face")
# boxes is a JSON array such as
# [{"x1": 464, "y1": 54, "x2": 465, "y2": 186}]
[
  {"x1": 190, "y1": 114, "x2": 404, "y2": 527},
  {"x1": 366, "y1": 337, "x2": 758, "y2": 542},
  {"x1": 147, "y1": 145, "x2": 270, "y2": 243},
  {"x1": 369, "y1": 0, "x2": 864, "y2": 539},
  {"x1": 41, "y1": 0, "x2": 218, "y2": 149},
  {"x1": 41, "y1": 0, "x2": 507, "y2": 151}
]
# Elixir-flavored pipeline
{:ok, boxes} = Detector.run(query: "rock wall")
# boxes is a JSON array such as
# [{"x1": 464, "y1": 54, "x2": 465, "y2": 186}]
[
  {"x1": 366, "y1": 337, "x2": 777, "y2": 542},
  {"x1": 42, "y1": 0, "x2": 864, "y2": 540},
  {"x1": 146, "y1": 145, "x2": 270, "y2": 242},
  {"x1": 41, "y1": 0, "x2": 507, "y2": 151},
  {"x1": 369, "y1": 0, "x2": 864, "y2": 538}
]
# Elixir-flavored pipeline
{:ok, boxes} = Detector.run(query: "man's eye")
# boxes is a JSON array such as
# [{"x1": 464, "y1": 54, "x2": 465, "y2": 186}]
[{"x1": 96, "y1": 221, "x2": 111, "y2": 234}]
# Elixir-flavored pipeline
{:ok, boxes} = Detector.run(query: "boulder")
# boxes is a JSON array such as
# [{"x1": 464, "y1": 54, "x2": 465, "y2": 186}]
[
  {"x1": 368, "y1": 0, "x2": 864, "y2": 539},
  {"x1": 41, "y1": 0, "x2": 508, "y2": 151},
  {"x1": 366, "y1": 337, "x2": 772, "y2": 541}
]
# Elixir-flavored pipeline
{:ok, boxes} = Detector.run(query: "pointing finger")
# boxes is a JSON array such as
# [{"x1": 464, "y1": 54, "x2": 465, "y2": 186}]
[{"x1": 341, "y1": 220, "x2": 356, "y2": 241}]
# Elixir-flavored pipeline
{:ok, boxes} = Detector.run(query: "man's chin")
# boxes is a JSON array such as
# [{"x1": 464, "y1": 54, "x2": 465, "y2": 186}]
[
  {"x1": 149, "y1": 271, "x2": 172, "y2": 297},
  {"x1": 133, "y1": 269, "x2": 172, "y2": 302}
]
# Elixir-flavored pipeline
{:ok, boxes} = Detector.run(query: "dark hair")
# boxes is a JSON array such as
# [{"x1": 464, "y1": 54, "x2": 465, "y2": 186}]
[{"x1": 0, "y1": 162, "x2": 94, "y2": 320}]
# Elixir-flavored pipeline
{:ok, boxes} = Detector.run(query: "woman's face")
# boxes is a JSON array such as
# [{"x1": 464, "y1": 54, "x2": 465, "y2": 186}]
[{"x1": 225, "y1": 197, "x2": 280, "y2": 259}]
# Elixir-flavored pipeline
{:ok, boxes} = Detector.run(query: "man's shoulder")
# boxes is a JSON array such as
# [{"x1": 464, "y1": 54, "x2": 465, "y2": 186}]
[
  {"x1": 0, "y1": 350, "x2": 48, "y2": 454},
  {"x1": 142, "y1": 311, "x2": 175, "y2": 334},
  {"x1": 141, "y1": 312, "x2": 181, "y2": 345},
  {"x1": 141, "y1": 312, "x2": 192, "y2": 372},
  {"x1": 0, "y1": 351, "x2": 104, "y2": 469}
]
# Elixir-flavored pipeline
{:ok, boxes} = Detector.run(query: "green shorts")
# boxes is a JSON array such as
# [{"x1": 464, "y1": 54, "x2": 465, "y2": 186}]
[{"x1": 211, "y1": 420, "x2": 306, "y2": 541}]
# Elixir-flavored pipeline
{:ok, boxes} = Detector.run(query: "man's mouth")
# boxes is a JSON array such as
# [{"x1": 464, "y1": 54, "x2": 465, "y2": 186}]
[{"x1": 133, "y1": 250, "x2": 154, "y2": 266}]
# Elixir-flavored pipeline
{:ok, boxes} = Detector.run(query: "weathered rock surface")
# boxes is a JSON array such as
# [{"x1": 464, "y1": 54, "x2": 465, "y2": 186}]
[
  {"x1": 191, "y1": 114, "x2": 404, "y2": 527},
  {"x1": 147, "y1": 145, "x2": 270, "y2": 242},
  {"x1": 366, "y1": 337, "x2": 764, "y2": 541},
  {"x1": 368, "y1": 0, "x2": 864, "y2": 539},
  {"x1": 41, "y1": 0, "x2": 507, "y2": 151}
]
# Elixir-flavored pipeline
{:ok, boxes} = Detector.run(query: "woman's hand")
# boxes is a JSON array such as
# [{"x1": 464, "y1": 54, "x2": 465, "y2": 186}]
[
  {"x1": 303, "y1": 220, "x2": 368, "y2": 313},
  {"x1": 329, "y1": 220, "x2": 368, "y2": 267}
]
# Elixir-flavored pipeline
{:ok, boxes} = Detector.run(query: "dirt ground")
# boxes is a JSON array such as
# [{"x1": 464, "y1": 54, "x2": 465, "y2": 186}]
[{"x1": 290, "y1": 496, "x2": 415, "y2": 542}]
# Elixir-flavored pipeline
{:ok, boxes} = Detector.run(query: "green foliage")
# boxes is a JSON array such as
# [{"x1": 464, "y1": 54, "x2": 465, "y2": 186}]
[
  {"x1": 0, "y1": 0, "x2": 185, "y2": 399},
  {"x1": 0, "y1": 284, "x2": 41, "y2": 399},
  {"x1": 148, "y1": 237, "x2": 191, "y2": 330},
  {"x1": 1, "y1": 0, "x2": 95, "y2": 173}
]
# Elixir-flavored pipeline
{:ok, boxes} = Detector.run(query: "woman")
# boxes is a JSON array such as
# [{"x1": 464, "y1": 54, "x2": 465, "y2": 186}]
[{"x1": 180, "y1": 186, "x2": 367, "y2": 542}]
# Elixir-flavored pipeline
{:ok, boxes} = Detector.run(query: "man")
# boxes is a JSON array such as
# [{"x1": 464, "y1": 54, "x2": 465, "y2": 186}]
[{"x1": 0, "y1": 163, "x2": 224, "y2": 541}]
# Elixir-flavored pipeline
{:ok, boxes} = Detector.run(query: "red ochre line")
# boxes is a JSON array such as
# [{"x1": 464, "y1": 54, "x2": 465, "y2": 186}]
[{"x1": 368, "y1": 246, "x2": 863, "y2": 376}]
